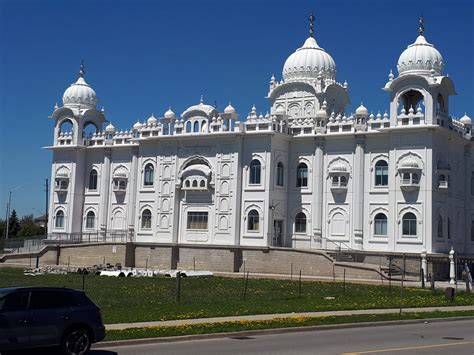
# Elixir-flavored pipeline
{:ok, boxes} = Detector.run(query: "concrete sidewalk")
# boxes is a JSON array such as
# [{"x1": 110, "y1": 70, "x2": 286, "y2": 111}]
[{"x1": 105, "y1": 305, "x2": 474, "y2": 330}]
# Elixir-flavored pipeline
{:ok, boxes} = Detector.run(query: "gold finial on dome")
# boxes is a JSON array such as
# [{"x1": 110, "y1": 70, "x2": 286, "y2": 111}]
[
  {"x1": 418, "y1": 16, "x2": 424, "y2": 36},
  {"x1": 308, "y1": 12, "x2": 315, "y2": 38}
]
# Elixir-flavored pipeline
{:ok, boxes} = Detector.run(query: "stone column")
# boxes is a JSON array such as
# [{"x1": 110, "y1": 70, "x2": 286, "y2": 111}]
[
  {"x1": 353, "y1": 137, "x2": 365, "y2": 249},
  {"x1": 421, "y1": 248, "x2": 427, "y2": 283},
  {"x1": 100, "y1": 149, "x2": 112, "y2": 239},
  {"x1": 127, "y1": 147, "x2": 139, "y2": 241},
  {"x1": 464, "y1": 146, "x2": 471, "y2": 253},
  {"x1": 313, "y1": 138, "x2": 324, "y2": 248},
  {"x1": 449, "y1": 247, "x2": 455, "y2": 285}
]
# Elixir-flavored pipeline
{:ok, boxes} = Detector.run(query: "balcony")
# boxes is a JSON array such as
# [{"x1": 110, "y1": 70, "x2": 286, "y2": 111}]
[
  {"x1": 112, "y1": 179, "x2": 127, "y2": 194},
  {"x1": 54, "y1": 178, "x2": 69, "y2": 194}
]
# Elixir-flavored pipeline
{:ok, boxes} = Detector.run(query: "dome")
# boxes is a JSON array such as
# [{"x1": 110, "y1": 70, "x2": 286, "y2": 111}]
[
  {"x1": 331, "y1": 163, "x2": 348, "y2": 172},
  {"x1": 164, "y1": 108, "x2": 176, "y2": 120},
  {"x1": 401, "y1": 157, "x2": 420, "y2": 169},
  {"x1": 105, "y1": 123, "x2": 116, "y2": 133},
  {"x1": 283, "y1": 36, "x2": 336, "y2": 82},
  {"x1": 460, "y1": 113, "x2": 472, "y2": 125},
  {"x1": 147, "y1": 114, "x2": 158, "y2": 125},
  {"x1": 224, "y1": 103, "x2": 236, "y2": 114},
  {"x1": 355, "y1": 103, "x2": 368, "y2": 116},
  {"x1": 397, "y1": 35, "x2": 444, "y2": 76},
  {"x1": 274, "y1": 106, "x2": 286, "y2": 115},
  {"x1": 316, "y1": 107, "x2": 328, "y2": 119},
  {"x1": 133, "y1": 121, "x2": 142, "y2": 130},
  {"x1": 62, "y1": 76, "x2": 97, "y2": 108}
]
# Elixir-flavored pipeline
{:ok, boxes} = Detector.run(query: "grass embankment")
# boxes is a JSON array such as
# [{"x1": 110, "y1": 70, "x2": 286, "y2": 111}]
[
  {"x1": 104, "y1": 311, "x2": 474, "y2": 341},
  {"x1": 0, "y1": 268, "x2": 473, "y2": 324}
]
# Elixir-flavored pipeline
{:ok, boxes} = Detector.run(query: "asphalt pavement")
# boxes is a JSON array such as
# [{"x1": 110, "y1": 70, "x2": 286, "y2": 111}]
[{"x1": 92, "y1": 318, "x2": 474, "y2": 355}]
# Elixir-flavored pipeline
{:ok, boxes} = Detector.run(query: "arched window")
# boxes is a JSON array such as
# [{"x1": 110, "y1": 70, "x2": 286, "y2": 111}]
[
  {"x1": 55, "y1": 210, "x2": 64, "y2": 229},
  {"x1": 249, "y1": 159, "x2": 261, "y2": 185},
  {"x1": 294, "y1": 212, "x2": 307, "y2": 233},
  {"x1": 374, "y1": 213, "x2": 387, "y2": 236},
  {"x1": 296, "y1": 163, "x2": 308, "y2": 187},
  {"x1": 141, "y1": 209, "x2": 152, "y2": 229},
  {"x1": 144, "y1": 163, "x2": 154, "y2": 186},
  {"x1": 332, "y1": 176, "x2": 339, "y2": 186},
  {"x1": 438, "y1": 174, "x2": 446, "y2": 182},
  {"x1": 437, "y1": 215, "x2": 443, "y2": 238},
  {"x1": 375, "y1": 160, "x2": 388, "y2": 186},
  {"x1": 193, "y1": 121, "x2": 199, "y2": 133},
  {"x1": 276, "y1": 162, "x2": 284, "y2": 186},
  {"x1": 192, "y1": 180, "x2": 198, "y2": 188},
  {"x1": 402, "y1": 212, "x2": 417, "y2": 236},
  {"x1": 86, "y1": 211, "x2": 95, "y2": 229},
  {"x1": 88, "y1": 169, "x2": 98, "y2": 190},
  {"x1": 185, "y1": 180, "x2": 190, "y2": 188},
  {"x1": 199, "y1": 180, "x2": 205, "y2": 188},
  {"x1": 186, "y1": 121, "x2": 192, "y2": 133},
  {"x1": 247, "y1": 209, "x2": 259, "y2": 231}
]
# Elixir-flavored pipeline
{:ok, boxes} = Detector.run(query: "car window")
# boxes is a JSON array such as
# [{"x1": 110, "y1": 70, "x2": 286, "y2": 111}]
[
  {"x1": 1, "y1": 291, "x2": 29, "y2": 311},
  {"x1": 30, "y1": 290, "x2": 72, "y2": 310}
]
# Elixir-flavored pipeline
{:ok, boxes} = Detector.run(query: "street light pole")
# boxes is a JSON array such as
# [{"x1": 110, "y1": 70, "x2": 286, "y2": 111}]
[{"x1": 4, "y1": 186, "x2": 23, "y2": 239}]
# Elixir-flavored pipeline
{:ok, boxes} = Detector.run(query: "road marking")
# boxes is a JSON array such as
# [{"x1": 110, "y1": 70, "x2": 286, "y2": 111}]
[{"x1": 341, "y1": 341, "x2": 474, "y2": 354}]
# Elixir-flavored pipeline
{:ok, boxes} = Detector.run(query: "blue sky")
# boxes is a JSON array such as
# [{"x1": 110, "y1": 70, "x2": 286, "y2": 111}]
[{"x1": 0, "y1": 0, "x2": 473, "y2": 218}]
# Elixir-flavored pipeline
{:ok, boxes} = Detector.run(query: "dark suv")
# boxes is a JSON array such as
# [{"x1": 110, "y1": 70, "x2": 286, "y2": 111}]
[{"x1": 0, "y1": 287, "x2": 105, "y2": 354}]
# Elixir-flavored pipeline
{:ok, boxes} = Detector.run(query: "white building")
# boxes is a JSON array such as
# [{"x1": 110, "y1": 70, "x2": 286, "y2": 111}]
[{"x1": 47, "y1": 17, "x2": 474, "y2": 255}]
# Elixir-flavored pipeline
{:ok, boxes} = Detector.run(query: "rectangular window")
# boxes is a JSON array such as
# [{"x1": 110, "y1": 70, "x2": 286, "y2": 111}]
[
  {"x1": 187, "y1": 212, "x2": 208, "y2": 230},
  {"x1": 374, "y1": 220, "x2": 387, "y2": 236},
  {"x1": 375, "y1": 166, "x2": 388, "y2": 186},
  {"x1": 402, "y1": 220, "x2": 417, "y2": 236}
]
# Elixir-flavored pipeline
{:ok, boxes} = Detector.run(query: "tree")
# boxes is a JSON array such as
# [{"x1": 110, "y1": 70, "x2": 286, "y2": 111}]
[
  {"x1": 18, "y1": 214, "x2": 45, "y2": 237},
  {"x1": 8, "y1": 210, "x2": 20, "y2": 238},
  {"x1": 0, "y1": 219, "x2": 5, "y2": 239}
]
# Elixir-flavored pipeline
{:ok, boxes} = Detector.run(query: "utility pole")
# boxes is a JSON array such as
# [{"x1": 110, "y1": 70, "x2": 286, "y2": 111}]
[
  {"x1": 44, "y1": 179, "x2": 49, "y2": 238},
  {"x1": 5, "y1": 186, "x2": 23, "y2": 239}
]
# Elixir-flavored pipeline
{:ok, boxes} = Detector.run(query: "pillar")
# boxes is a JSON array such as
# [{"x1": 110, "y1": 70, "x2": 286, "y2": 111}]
[
  {"x1": 313, "y1": 138, "x2": 324, "y2": 248},
  {"x1": 353, "y1": 137, "x2": 365, "y2": 249}
]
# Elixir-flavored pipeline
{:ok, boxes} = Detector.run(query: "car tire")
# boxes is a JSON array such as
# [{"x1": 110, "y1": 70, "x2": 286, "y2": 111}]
[{"x1": 61, "y1": 327, "x2": 92, "y2": 355}]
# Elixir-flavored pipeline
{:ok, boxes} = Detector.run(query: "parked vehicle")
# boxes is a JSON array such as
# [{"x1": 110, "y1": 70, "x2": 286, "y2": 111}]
[{"x1": 0, "y1": 287, "x2": 105, "y2": 354}]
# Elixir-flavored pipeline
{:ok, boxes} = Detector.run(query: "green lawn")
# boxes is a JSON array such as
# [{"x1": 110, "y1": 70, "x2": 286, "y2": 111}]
[
  {"x1": 104, "y1": 311, "x2": 474, "y2": 341},
  {"x1": 0, "y1": 268, "x2": 473, "y2": 324}
]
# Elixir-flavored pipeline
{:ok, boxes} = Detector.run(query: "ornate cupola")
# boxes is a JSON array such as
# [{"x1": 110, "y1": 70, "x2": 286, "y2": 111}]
[
  {"x1": 384, "y1": 17, "x2": 456, "y2": 127},
  {"x1": 268, "y1": 13, "x2": 349, "y2": 124},
  {"x1": 397, "y1": 18, "x2": 444, "y2": 76},
  {"x1": 62, "y1": 62, "x2": 98, "y2": 109},
  {"x1": 51, "y1": 61, "x2": 106, "y2": 146}
]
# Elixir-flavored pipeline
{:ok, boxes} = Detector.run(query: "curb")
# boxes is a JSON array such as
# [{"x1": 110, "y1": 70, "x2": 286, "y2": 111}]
[{"x1": 93, "y1": 315, "x2": 474, "y2": 349}]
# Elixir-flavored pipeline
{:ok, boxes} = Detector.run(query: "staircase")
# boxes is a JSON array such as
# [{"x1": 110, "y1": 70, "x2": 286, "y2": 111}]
[{"x1": 327, "y1": 251, "x2": 355, "y2": 262}]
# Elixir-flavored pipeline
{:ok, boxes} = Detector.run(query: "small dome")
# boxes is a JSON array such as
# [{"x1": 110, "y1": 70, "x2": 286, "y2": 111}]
[
  {"x1": 274, "y1": 106, "x2": 286, "y2": 115},
  {"x1": 460, "y1": 113, "x2": 472, "y2": 125},
  {"x1": 316, "y1": 108, "x2": 328, "y2": 119},
  {"x1": 397, "y1": 35, "x2": 444, "y2": 76},
  {"x1": 355, "y1": 103, "x2": 368, "y2": 116},
  {"x1": 283, "y1": 36, "x2": 336, "y2": 82},
  {"x1": 331, "y1": 163, "x2": 348, "y2": 172},
  {"x1": 147, "y1": 114, "x2": 158, "y2": 125},
  {"x1": 62, "y1": 76, "x2": 97, "y2": 108},
  {"x1": 224, "y1": 103, "x2": 236, "y2": 114},
  {"x1": 133, "y1": 121, "x2": 142, "y2": 130},
  {"x1": 164, "y1": 108, "x2": 176, "y2": 120},
  {"x1": 401, "y1": 157, "x2": 420, "y2": 169},
  {"x1": 105, "y1": 123, "x2": 116, "y2": 133}
]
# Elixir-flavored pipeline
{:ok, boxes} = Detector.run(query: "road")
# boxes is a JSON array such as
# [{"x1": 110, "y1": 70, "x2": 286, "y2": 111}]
[{"x1": 89, "y1": 319, "x2": 474, "y2": 355}]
